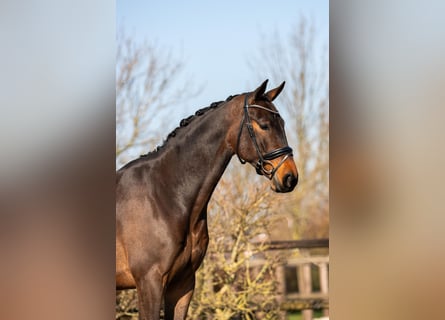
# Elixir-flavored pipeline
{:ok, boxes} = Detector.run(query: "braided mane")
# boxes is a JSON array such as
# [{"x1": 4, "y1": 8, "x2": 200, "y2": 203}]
[{"x1": 140, "y1": 94, "x2": 239, "y2": 157}]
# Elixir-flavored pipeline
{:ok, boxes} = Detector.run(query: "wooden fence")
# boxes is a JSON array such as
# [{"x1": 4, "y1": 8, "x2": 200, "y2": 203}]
[{"x1": 252, "y1": 239, "x2": 329, "y2": 320}]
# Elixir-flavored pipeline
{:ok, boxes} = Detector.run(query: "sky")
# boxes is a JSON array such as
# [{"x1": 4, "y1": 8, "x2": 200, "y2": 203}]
[{"x1": 117, "y1": 0, "x2": 328, "y2": 123}]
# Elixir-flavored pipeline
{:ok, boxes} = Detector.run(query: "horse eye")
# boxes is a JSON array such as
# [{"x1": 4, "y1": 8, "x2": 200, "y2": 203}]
[{"x1": 260, "y1": 124, "x2": 270, "y2": 131}]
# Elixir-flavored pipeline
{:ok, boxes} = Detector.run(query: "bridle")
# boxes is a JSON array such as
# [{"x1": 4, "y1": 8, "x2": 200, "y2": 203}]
[{"x1": 236, "y1": 94, "x2": 293, "y2": 178}]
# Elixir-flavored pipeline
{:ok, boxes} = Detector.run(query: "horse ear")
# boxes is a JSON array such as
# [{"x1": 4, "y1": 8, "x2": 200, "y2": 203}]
[
  {"x1": 265, "y1": 81, "x2": 285, "y2": 101},
  {"x1": 251, "y1": 79, "x2": 269, "y2": 102}
]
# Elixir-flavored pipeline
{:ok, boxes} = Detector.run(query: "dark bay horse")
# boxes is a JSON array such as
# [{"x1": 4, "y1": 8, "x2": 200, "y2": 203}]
[{"x1": 116, "y1": 80, "x2": 298, "y2": 320}]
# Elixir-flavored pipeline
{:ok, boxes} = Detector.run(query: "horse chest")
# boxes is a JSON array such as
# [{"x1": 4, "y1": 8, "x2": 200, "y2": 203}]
[
  {"x1": 171, "y1": 219, "x2": 209, "y2": 276},
  {"x1": 190, "y1": 221, "x2": 209, "y2": 270}
]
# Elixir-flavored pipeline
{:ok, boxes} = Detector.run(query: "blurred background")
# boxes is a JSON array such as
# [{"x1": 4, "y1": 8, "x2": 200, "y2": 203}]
[{"x1": 2, "y1": 1, "x2": 445, "y2": 320}]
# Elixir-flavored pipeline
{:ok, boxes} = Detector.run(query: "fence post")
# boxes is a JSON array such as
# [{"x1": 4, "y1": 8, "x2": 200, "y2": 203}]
[
  {"x1": 298, "y1": 249, "x2": 313, "y2": 320},
  {"x1": 319, "y1": 262, "x2": 329, "y2": 317},
  {"x1": 275, "y1": 263, "x2": 286, "y2": 320}
]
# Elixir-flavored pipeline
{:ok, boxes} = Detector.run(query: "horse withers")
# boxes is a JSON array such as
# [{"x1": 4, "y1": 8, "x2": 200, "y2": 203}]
[{"x1": 116, "y1": 80, "x2": 298, "y2": 320}]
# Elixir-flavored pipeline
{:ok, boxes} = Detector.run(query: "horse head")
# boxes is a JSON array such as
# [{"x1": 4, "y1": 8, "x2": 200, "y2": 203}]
[{"x1": 232, "y1": 80, "x2": 299, "y2": 193}]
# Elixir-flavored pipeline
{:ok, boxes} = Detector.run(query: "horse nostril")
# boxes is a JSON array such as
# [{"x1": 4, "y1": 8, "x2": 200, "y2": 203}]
[{"x1": 285, "y1": 173, "x2": 298, "y2": 189}]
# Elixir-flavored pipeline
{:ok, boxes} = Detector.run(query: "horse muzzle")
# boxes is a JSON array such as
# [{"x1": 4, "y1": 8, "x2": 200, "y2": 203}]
[
  {"x1": 269, "y1": 153, "x2": 299, "y2": 193},
  {"x1": 272, "y1": 171, "x2": 298, "y2": 193}
]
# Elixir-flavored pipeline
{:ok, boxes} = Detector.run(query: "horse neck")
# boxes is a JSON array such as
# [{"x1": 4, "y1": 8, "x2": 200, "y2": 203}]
[{"x1": 158, "y1": 103, "x2": 235, "y2": 207}]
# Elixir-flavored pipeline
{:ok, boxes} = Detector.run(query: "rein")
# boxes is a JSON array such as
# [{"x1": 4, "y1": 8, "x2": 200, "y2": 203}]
[{"x1": 236, "y1": 94, "x2": 293, "y2": 178}]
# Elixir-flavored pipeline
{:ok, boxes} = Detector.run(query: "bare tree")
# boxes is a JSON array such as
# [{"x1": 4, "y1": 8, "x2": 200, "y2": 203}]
[
  {"x1": 116, "y1": 30, "x2": 199, "y2": 166},
  {"x1": 188, "y1": 164, "x2": 286, "y2": 320},
  {"x1": 251, "y1": 16, "x2": 329, "y2": 239},
  {"x1": 116, "y1": 30, "x2": 200, "y2": 319},
  {"x1": 188, "y1": 18, "x2": 329, "y2": 318}
]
